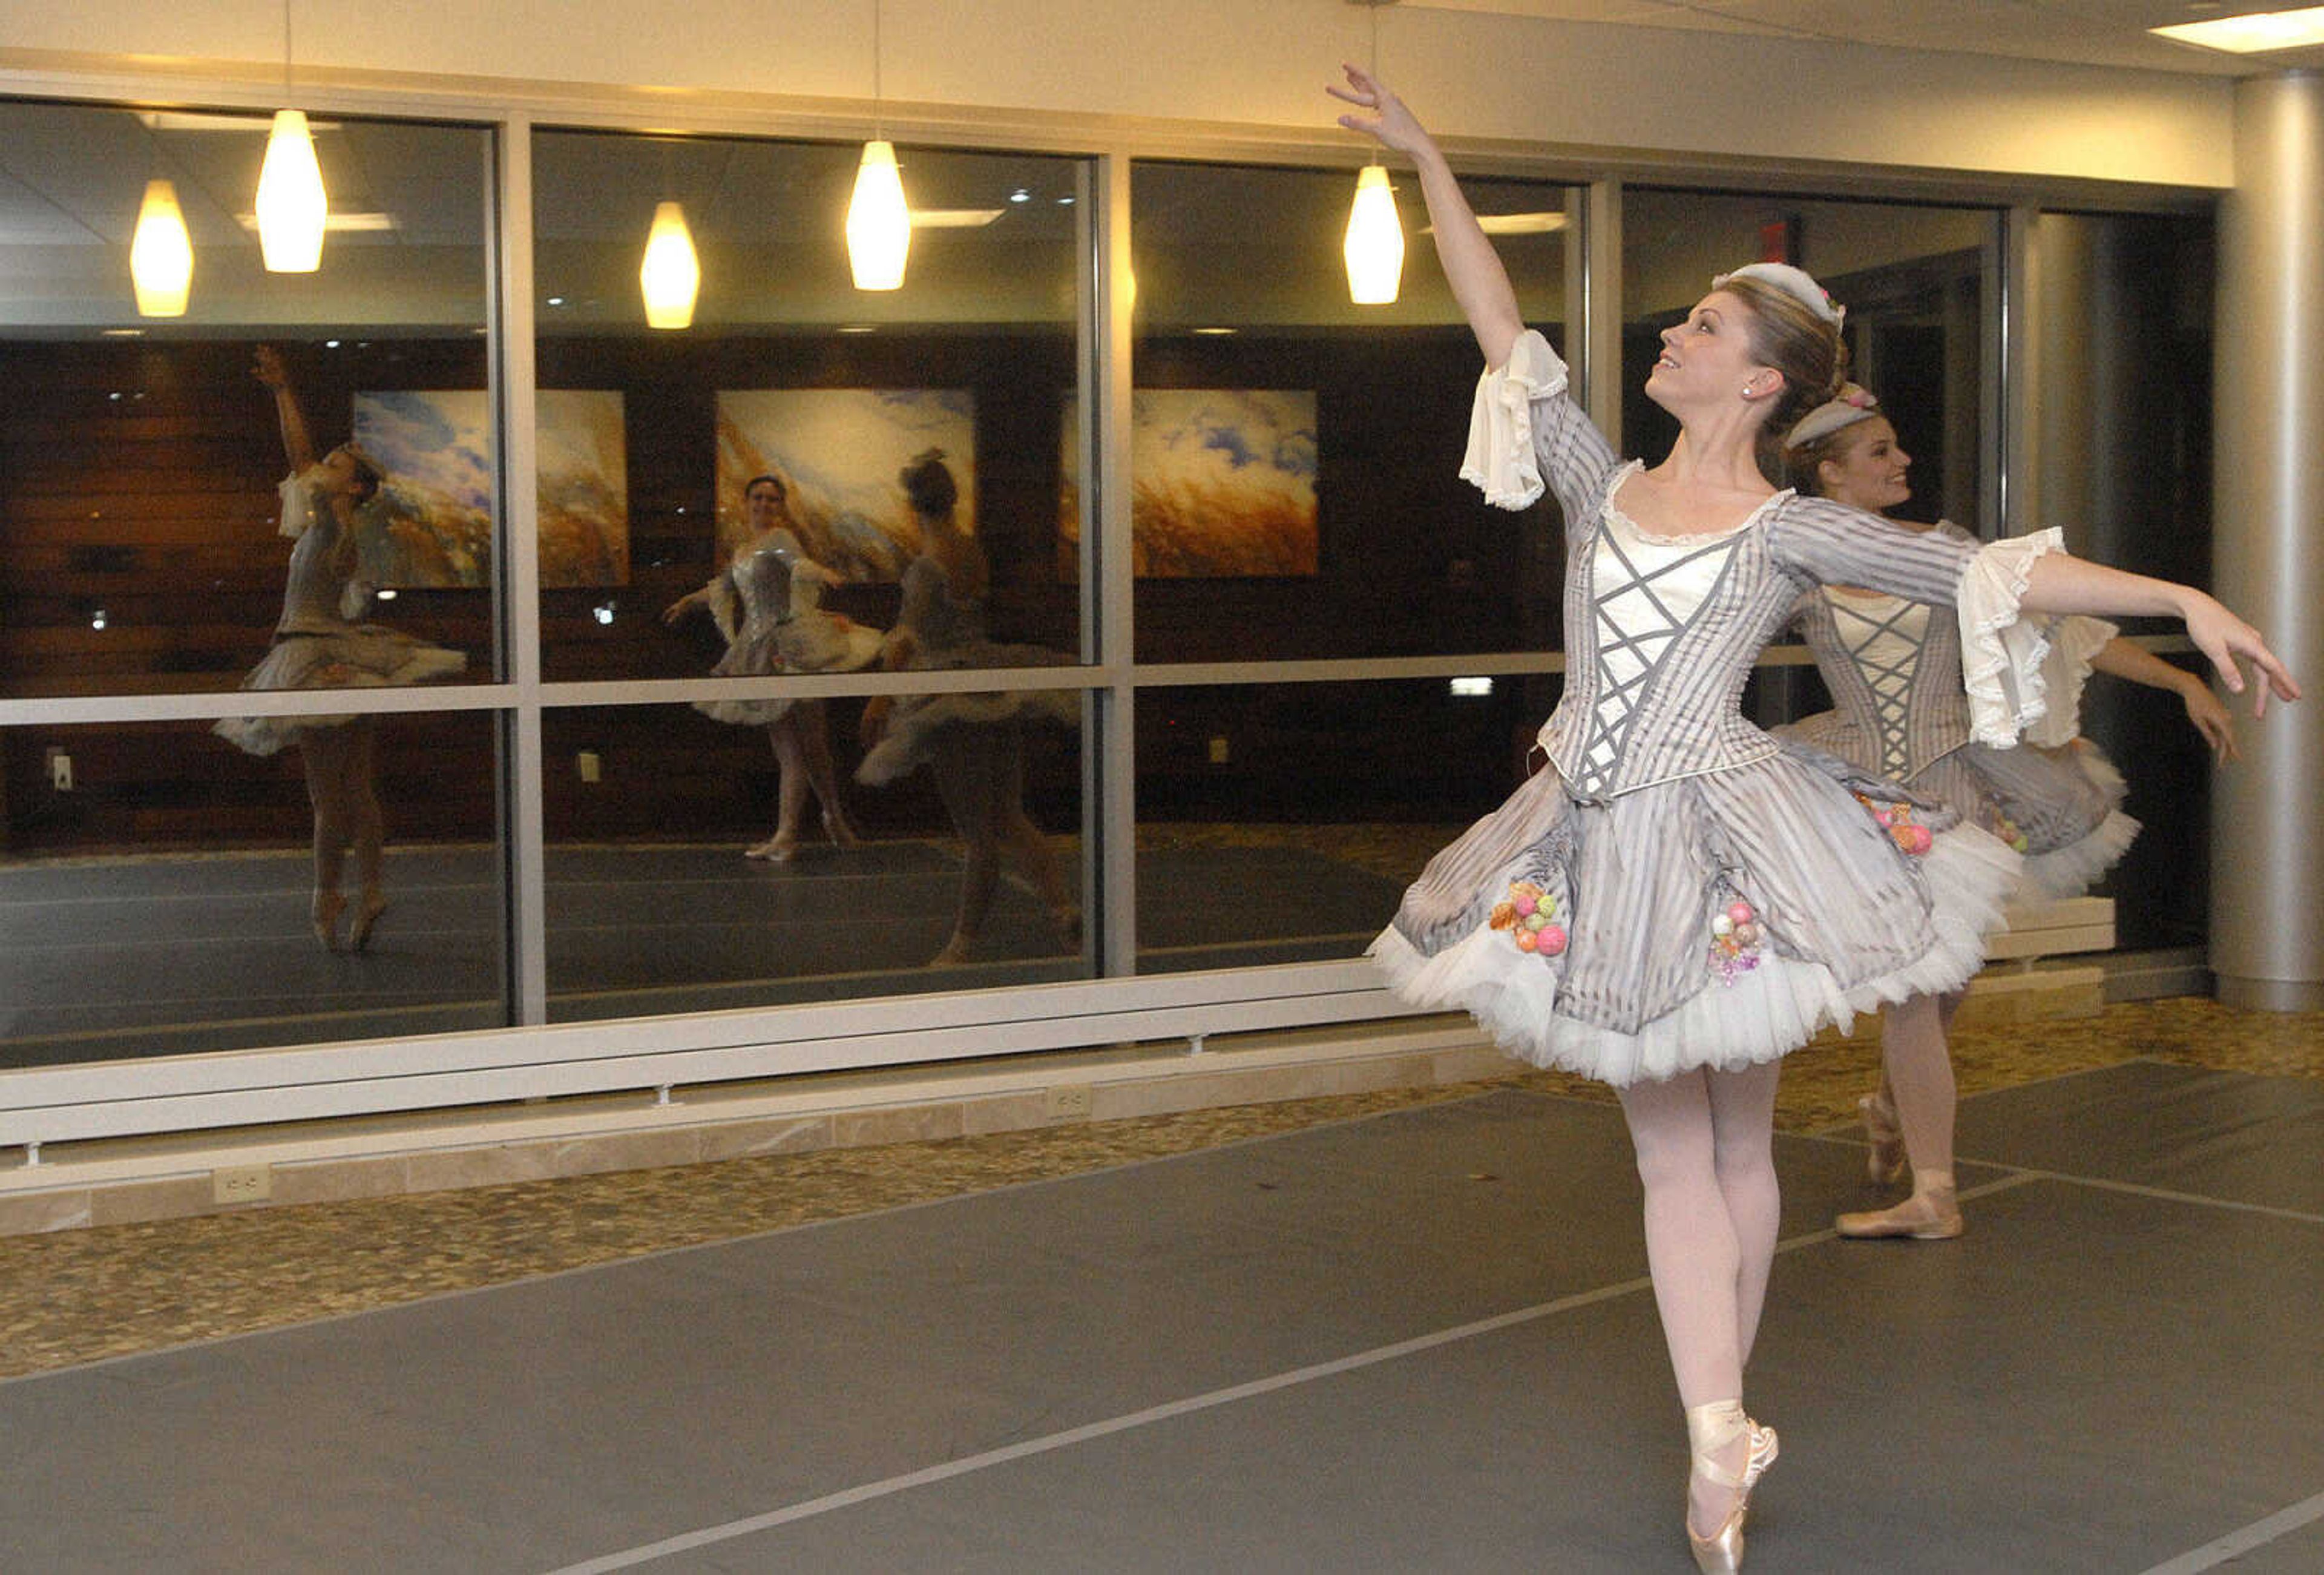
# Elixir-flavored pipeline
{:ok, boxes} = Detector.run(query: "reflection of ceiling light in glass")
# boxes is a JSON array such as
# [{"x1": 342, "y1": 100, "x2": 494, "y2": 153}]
[
  {"x1": 837, "y1": 324, "x2": 878, "y2": 334},
  {"x1": 1057, "y1": 195, "x2": 1075, "y2": 206},
  {"x1": 1422, "y1": 212, "x2": 1567, "y2": 237},
  {"x1": 90, "y1": 608, "x2": 110, "y2": 630},
  {"x1": 256, "y1": 110, "x2": 328, "y2": 271},
  {"x1": 137, "y1": 109, "x2": 341, "y2": 134},
  {"x1": 592, "y1": 601, "x2": 617, "y2": 626},
  {"x1": 908, "y1": 208, "x2": 1005, "y2": 228},
  {"x1": 1009, "y1": 188, "x2": 1031, "y2": 203},
  {"x1": 2153, "y1": 5, "x2": 2324, "y2": 50},
  {"x1": 374, "y1": 587, "x2": 397, "y2": 600},
  {"x1": 639, "y1": 201, "x2": 701, "y2": 329},
  {"x1": 1449, "y1": 676, "x2": 1494, "y2": 698},
  {"x1": 847, "y1": 140, "x2": 912, "y2": 290},
  {"x1": 130, "y1": 179, "x2": 194, "y2": 317},
  {"x1": 1344, "y1": 164, "x2": 1404, "y2": 306},
  {"x1": 1192, "y1": 327, "x2": 1238, "y2": 336},
  {"x1": 236, "y1": 210, "x2": 396, "y2": 233},
  {"x1": 101, "y1": 328, "x2": 146, "y2": 337}
]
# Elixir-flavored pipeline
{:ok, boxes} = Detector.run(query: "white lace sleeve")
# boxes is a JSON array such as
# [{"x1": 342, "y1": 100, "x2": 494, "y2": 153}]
[
  {"x1": 1958, "y1": 528, "x2": 2090, "y2": 748},
  {"x1": 277, "y1": 473, "x2": 314, "y2": 539},
  {"x1": 1457, "y1": 329, "x2": 1590, "y2": 512},
  {"x1": 2023, "y1": 613, "x2": 2118, "y2": 747}
]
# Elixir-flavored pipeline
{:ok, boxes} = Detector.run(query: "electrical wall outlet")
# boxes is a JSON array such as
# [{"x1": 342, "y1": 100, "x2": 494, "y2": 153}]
[
  {"x1": 211, "y1": 1165, "x2": 272, "y2": 1205},
  {"x1": 1207, "y1": 735, "x2": 1230, "y2": 765},
  {"x1": 576, "y1": 750, "x2": 602, "y2": 783},
  {"x1": 1043, "y1": 1083, "x2": 1093, "y2": 1120},
  {"x1": 45, "y1": 748, "x2": 73, "y2": 792}
]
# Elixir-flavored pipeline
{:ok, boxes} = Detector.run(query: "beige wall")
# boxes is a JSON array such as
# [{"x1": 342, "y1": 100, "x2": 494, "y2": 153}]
[{"x1": 0, "y1": 1, "x2": 2235, "y2": 188}]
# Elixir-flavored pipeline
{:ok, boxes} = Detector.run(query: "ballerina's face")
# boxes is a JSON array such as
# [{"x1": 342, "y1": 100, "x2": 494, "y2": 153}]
[
  {"x1": 1817, "y1": 416, "x2": 1912, "y2": 514},
  {"x1": 1644, "y1": 291, "x2": 1779, "y2": 416},
  {"x1": 744, "y1": 479, "x2": 789, "y2": 532}
]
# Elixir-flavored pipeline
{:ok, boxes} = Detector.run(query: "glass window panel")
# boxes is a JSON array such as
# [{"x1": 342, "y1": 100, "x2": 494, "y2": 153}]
[
  {"x1": 2031, "y1": 210, "x2": 2216, "y2": 949},
  {"x1": 1132, "y1": 677, "x2": 1556, "y2": 972},
  {"x1": 1624, "y1": 189, "x2": 1995, "y2": 531},
  {"x1": 1129, "y1": 161, "x2": 1575, "y2": 662},
  {"x1": 0, "y1": 101, "x2": 495, "y2": 700},
  {"x1": 542, "y1": 698, "x2": 1089, "y2": 1020},
  {"x1": 0, "y1": 713, "x2": 505, "y2": 1068},
  {"x1": 531, "y1": 130, "x2": 1089, "y2": 683}
]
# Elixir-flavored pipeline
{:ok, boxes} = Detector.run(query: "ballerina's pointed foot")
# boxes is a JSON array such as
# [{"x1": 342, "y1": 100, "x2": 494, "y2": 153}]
[
  {"x1": 1836, "y1": 1172, "x2": 1962, "y2": 1240},
  {"x1": 311, "y1": 890, "x2": 346, "y2": 953},
  {"x1": 746, "y1": 835, "x2": 800, "y2": 863},
  {"x1": 1859, "y1": 1090, "x2": 1906, "y2": 1185},
  {"x1": 1686, "y1": 1401, "x2": 1761, "y2": 1574},
  {"x1": 350, "y1": 893, "x2": 388, "y2": 953},
  {"x1": 928, "y1": 933, "x2": 975, "y2": 967}
]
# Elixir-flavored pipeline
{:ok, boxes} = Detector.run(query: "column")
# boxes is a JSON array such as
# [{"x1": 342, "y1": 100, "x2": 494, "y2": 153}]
[{"x1": 2212, "y1": 71, "x2": 2324, "y2": 1010}]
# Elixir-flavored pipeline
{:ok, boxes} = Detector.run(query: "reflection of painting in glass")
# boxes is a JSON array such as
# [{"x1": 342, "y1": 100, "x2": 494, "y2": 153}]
[
  {"x1": 352, "y1": 389, "x2": 629, "y2": 587},
  {"x1": 716, "y1": 389, "x2": 976, "y2": 584},
  {"x1": 351, "y1": 390, "x2": 492, "y2": 587},
  {"x1": 536, "y1": 390, "x2": 629, "y2": 586},
  {"x1": 1058, "y1": 390, "x2": 1320, "y2": 577}
]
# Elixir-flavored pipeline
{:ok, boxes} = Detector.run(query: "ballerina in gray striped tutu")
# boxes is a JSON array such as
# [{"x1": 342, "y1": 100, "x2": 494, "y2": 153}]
[
  {"x1": 1776, "y1": 387, "x2": 2236, "y2": 1240},
  {"x1": 1332, "y1": 64, "x2": 2298, "y2": 1574}
]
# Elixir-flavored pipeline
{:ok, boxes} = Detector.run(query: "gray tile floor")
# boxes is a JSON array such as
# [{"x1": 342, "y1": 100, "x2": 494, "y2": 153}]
[{"x1": 0, "y1": 1062, "x2": 2316, "y2": 1573}]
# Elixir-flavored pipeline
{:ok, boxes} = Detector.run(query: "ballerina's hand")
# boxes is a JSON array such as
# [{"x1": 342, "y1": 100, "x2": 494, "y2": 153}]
[
  {"x1": 1328, "y1": 64, "x2": 1430, "y2": 158},
  {"x1": 2185, "y1": 594, "x2": 2302, "y2": 718},
  {"x1": 2179, "y1": 680, "x2": 2239, "y2": 763},
  {"x1": 252, "y1": 345, "x2": 288, "y2": 389}
]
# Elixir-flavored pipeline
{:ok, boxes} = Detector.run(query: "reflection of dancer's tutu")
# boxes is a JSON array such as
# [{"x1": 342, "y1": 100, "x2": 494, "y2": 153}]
[
  {"x1": 694, "y1": 537, "x2": 881, "y2": 726},
  {"x1": 215, "y1": 474, "x2": 465, "y2": 757}
]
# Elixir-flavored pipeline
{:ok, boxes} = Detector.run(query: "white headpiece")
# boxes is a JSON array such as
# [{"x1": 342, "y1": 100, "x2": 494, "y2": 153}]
[
  {"x1": 1713, "y1": 262, "x2": 1845, "y2": 329},
  {"x1": 1785, "y1": 384, "x2": 1881, "y2": 449}
]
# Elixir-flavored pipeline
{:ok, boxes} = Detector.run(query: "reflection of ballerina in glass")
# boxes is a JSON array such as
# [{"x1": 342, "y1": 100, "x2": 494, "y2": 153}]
[
  {"x1": 215, "y1": 346, "x2": 466, "y2": 952},
  {"x1": 858, "y1": 450, "x2": 1081, "y2": 966},
  {"x1": 665, "y1": 473, "x2": 879, "y2": 861}
]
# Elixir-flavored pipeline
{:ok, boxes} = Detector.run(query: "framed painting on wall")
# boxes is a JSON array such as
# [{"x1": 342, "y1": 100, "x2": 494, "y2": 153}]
[
  {"x1": 715, "y1": 389, "x2": 977, "y2": 583},
  {"x1": 350, "y1": 389, "x2": 629, "y2": 588}
]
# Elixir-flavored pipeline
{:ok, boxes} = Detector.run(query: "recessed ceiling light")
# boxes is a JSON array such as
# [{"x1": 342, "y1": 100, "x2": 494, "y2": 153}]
[
  {"x1": 100, "y1": 327, "x2": 145, "y2": 337},
  {"x1": 2152, "y1": 5, "x2": 2324, "y2": 51},
  {"x1": 836, "y1": 324, "x2": 878, "y2": 334},
  {"x1": 1009, "y1": 188, "x2": 1032, "y2": 203},
  {"x1": 909, "y1": 208, "x2": 1006, "y2": 228},
  {"x1": 1057, "y1": 195, "x2": 1075, "y2": 206},
  {"x1": 1191, "y1": 326, "x2": 1238, "y2": 336}
]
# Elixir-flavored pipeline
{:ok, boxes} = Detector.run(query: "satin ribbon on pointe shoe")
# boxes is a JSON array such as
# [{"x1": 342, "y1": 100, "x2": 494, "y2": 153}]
[{"x1": 1685, "y1": 1400, "x2": 1764, "y2": 1573}]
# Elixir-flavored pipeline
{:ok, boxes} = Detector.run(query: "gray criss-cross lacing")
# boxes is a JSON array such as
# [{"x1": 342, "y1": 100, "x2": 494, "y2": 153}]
[
  {"x1": 1572, "y1": 528, "x2": 1742, "y2": 799},
  {"x1": 1826, "y1": 593, "x2": 1928, "y2": 778}
]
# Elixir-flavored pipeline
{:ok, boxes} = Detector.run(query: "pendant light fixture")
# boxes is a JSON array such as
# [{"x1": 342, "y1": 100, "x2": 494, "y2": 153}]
[
  {"x1": 639, "y1": 200, "x2": 701, "y2": 329},
  {"x1": 1344, "y1": 0, "x2": 1405, "y2": 306},
  {"x1": 845, "y1": 0, "x2": 911, "y2": 291},
  {"x1": 130, "y1": 179, "x2": 194, "y2": 318},
  {"x1": 255, "y1": 1, "x2": 328, "y2": 272}
]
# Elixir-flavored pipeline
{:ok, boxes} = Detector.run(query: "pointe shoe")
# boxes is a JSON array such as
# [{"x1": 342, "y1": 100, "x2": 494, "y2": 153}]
[
  {"x1": 1685, "y1": 1401, "x2": 1755, "y2": 1574},
  {"x1": 311, "y1": 890, "x2": 346, "y2": 953},
  {"x1": 349, "y1": 894, "x2": 388, "y2": 953},
  {"x1": 1859, "y1": 1091, "x2": 1906, "y2": 1186},
  {"x1": 928, "y1": 933, "x2": 975, "y2": 967},
  {"x1": 745, "y1": 835, "x2": 799, "y2": 863},
  {"x1": 821, "y1": 811, "x2": 861, "y2": 850},
  {"x1": 1837, "y1": 1171, "x2": 1963, "y2": 1240}
]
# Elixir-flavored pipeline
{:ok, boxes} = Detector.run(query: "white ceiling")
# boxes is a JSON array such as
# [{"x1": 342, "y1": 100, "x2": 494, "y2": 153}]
[{"x1": 1408, "y1": 0, "x2": 2324, "y2": 74}]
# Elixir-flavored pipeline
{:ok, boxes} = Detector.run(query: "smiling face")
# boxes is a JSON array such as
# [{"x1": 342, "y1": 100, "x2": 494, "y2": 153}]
[
  {"x1": 1816, "y1": 416, "x2": 1912, "y2": 513},
  {"x1": 744, "y1": 477, "x2": 789, "y2": 533},
  {"x1": 1645, "y1": 291, "x2": 1780, "y2": 418}
]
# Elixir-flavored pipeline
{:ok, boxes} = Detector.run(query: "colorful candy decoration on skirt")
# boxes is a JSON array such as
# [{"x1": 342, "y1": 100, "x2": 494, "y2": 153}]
[
  {"x1": 1709, "y1": 896, "x2": 1764, "y2": 985},
  {"x1": 1855, "y1": 792, "x2": 1934, "y2": 856},
  {"x1": 1988, "y1": 809, "x2": 2032, "y2": 854},
  {"x1": 1490, "y1": 880, "x2": 1567, "y2": 960}
]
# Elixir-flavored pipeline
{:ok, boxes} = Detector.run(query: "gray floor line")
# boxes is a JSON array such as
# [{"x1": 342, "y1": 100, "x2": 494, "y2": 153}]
[
  {"x1": 1803, "y1": 1053, "x2": 2184, "y2": 1139},
  {"x1": 539, "y1": 1205, "x2": 1882, "y2": 1575},
  {"x1": 1997, "y1": 1167, "x2": 2324, "y2": 1226},
  {"x1": 2138, "y1": 1489, "x2": 2324, "y2": 1575}
]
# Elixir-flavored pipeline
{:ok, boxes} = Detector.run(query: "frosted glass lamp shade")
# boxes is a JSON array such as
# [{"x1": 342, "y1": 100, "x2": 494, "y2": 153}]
[
  {"x1": 131, "y1": 179, "x2": 194, "y2": 317},
  {"x1": 1344, "y1": 164, "x2": 1405, "y2": 306},
  {"x1": 255, "y1": 110, "x2": 327, "y2": 273},
  {"x1": 846, "y1": 140, "x2": 911, "y2": 292},
  {"x1": 638, "y1": 202, "x2": 701, "y2": 330}
]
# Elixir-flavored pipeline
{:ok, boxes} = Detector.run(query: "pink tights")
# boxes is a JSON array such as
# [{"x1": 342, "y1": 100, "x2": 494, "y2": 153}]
[{"x1": 1618, "y1": 1060, "x2": 1782, "y2": 1530}]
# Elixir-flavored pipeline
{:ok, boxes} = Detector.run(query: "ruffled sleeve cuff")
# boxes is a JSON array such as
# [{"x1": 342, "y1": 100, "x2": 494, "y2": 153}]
[
  {"x1": 1958, "y1": 528, "x2": 2079, "y2": 748},
  {"x1": 2023, "y1": 613, "x2": 2118, "y2": 748},
  {"x1": 1457, "y1": 329, "x2": 1569, "y2": 511}
]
